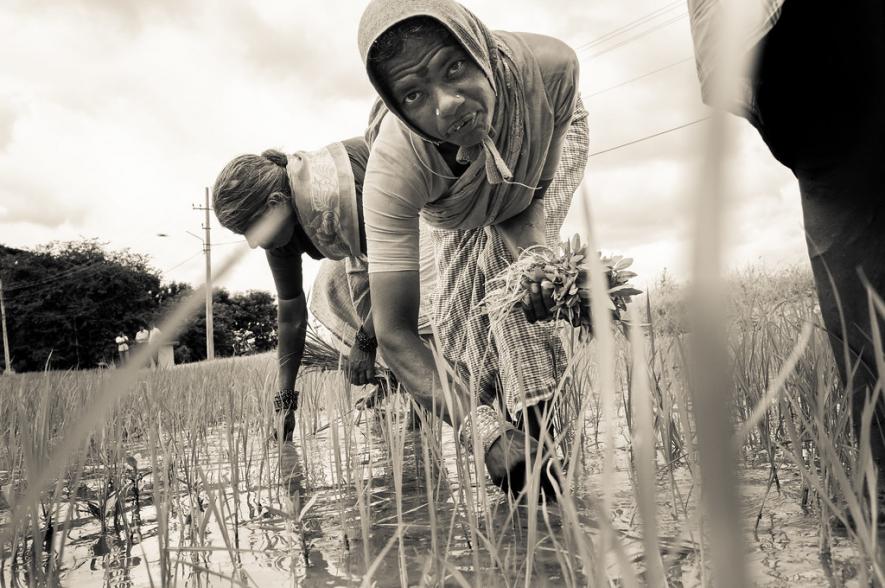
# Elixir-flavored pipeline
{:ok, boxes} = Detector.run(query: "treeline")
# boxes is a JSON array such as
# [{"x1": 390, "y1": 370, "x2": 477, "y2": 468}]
[{"x1": 0, "y1": 240, "x2": 277, "y2": 372}]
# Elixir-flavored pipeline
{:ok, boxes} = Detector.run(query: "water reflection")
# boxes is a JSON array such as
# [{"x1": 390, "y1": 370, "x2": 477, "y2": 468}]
[{"x1": 0, "y1": 400, "x2": 869, "y2": 587}]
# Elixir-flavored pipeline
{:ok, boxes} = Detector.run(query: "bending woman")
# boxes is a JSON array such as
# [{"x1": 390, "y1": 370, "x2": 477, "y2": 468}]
[
  {"x1": 212, "y1": 137, "x2": 436, "y2": 439},
  {"x1": 358, "y1": 0, "x2": 589, "y2": 494}
]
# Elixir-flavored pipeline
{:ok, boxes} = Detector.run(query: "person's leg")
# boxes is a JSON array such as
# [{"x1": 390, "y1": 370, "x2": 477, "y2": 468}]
[
  {"x1": 751, "y1": 0, "x2": 885, "y2": 467},
  {"x1": 798, "y1": 137, "x2": 885, "y2": 467}
]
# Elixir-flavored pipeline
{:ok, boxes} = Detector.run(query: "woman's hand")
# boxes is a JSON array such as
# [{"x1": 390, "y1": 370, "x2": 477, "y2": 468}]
[
  {"x1": 346, "y1": 342, "x2": 376, "y2": 386},
  {"x1": 520, "y1": 278, "x2": 556, "y2": 323}
]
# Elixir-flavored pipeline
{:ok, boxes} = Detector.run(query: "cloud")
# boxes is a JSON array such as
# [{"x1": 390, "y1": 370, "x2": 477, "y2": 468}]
[
  {"x1": 0, "y1": 0, "x2": 814, "y2": 297},
  {"x1": 16, "y1": 0, "x2": 201, "y2": 34},
  {"x1": 220, "y1": 3, "x2": 372, "y2": 103},
  {"x1": 0, "y1": 98, "x2": 19, "y2": 152}
]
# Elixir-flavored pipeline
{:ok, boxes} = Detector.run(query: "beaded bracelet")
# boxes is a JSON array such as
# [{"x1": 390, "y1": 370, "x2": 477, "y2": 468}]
[
  {"x1": 355, "y1": 326, "x2": 378, "y2": 353},
  {"x1": 274, "y1": 388, "x2": 299, "y2": 412},
  {"x1": 459, "y1": 405, "x2": 514, "y2": 455}
]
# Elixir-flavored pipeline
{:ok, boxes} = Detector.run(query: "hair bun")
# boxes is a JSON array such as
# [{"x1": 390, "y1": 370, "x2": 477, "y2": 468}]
[{"x1": 261, "y1": 149, "x2": 288, "y2": 169}]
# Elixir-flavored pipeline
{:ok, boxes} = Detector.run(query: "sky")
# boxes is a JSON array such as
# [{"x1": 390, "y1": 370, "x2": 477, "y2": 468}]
[{"x1": 0, "y1": 0, "x2": 808, "y2": 297}]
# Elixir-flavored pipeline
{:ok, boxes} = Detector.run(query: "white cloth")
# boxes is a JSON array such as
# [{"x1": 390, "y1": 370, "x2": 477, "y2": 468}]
[
  {"x1": 309, "y1": 219, "x2": 438, "y2": 354},
  {"x1": 687, "y1": 0, "x2": 784, "y2": 114}
]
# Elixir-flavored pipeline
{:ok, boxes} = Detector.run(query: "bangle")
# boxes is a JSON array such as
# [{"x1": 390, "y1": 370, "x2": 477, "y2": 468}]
[
  {"x1": 459, "y1": 405, "x2": 513, "y2": 455},
  {"x1": 274, "y1": 388, "x2": 299, "y2": 412},
  {"x1": 355, "y1": 326, "x2": 377, "y2": 353}
]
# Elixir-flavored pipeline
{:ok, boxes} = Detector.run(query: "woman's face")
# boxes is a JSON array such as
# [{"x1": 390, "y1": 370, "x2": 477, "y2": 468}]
[
  {"x1": 378, "y1": 34, "x2": 495, "y2": 147},
  {"x1": 244, "y1": 201, "x2": 295, "y2": 250}
]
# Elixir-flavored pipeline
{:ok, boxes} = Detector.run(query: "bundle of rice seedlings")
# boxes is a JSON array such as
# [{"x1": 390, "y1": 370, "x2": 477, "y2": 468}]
[
  {"x1": 485, "y1": 234, "x2": 642, "y2": 332},
  {"x1": 301, "y1": 324, "x2": 346, "y2": 373},
  {"x1": 301, "y1": 323, "x2": 391, "y2": 381}
]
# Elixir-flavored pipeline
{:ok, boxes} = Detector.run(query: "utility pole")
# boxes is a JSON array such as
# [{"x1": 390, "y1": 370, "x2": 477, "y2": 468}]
[
  {"x1": 193, "y1": 187, "x2": 215, "y2": 360},
  {"x1": 0, "y1": 277, "x2": 13, "y2": 374}
]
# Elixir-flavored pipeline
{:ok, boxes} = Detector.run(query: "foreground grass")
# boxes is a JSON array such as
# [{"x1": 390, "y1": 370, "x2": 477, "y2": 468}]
[{"x1": 0, "y1": 265, "x2": 882, "y2": 586}]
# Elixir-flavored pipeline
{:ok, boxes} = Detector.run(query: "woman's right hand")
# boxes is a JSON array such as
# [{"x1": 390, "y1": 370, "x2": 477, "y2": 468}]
[
  {"x1": 345, "y1": 343, "x2": 376, "y2": 386},
  {"x1": 521, "y1": 278, "x2": 556, "y2": 323}
]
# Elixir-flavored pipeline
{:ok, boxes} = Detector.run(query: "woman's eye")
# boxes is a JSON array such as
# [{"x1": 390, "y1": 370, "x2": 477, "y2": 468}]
[
  {"x1": 448, "y1": 60, "x2": 464, "y2": 76},
  {"x1": 403, "y1": 91, "x2": 422, "y2": 105}
]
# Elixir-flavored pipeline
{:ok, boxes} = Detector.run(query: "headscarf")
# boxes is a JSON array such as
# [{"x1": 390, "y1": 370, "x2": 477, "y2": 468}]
[
  {"x1": 358, "y1": 0, "x2": 559, "y2": 230},
  {"x1": 286, "y1": 142, "x2": 363, "y2": 260}
]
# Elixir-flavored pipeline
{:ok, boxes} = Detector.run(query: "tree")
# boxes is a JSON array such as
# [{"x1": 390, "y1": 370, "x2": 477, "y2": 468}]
[
  {"x1": 171, "y1": 288, "x2": 277, "y2": 362},
  {"x1": 0, "y1": 241, "x2": 161, "y2": 372},
  {"x1": 228, "y1": 290, "x2": 278, "y2": 354},
  {"x1": 0, "y1": 240, "x2": 279, "y2": 371}
]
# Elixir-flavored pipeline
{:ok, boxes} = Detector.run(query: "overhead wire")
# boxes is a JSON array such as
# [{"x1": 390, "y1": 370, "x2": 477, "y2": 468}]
[
  {"x1": 580, "y1": 12, "x2": 689, "y2": 61},
  {"x1": 584, "y1": 56, "x2": 694, "y2": 98},
  {"x1": 573, "y1": 1, "x2": 683, "y2": 53},
  {"x1": 4, "y1": 261, "x2": 108, "y2": 294},
  {"x1": 588, "y1": 117, "x2": 711, "y2": 158}
]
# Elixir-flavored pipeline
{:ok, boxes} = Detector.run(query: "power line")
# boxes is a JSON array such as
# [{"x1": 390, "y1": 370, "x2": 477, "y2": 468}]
[
  {"x1": 4, "y1": 261, "x2": 108, "y2": 294},
  {"x1": 573, "y1": 1, "x2": 683, "y2": 53},
  {"x1": 162, "y1": 250, "x2": 203, "y2": 274},
  {"x1": 588, "y1": 116, "x2": 711, "y2": 158},
  {"x1": 580, "y1": 12, "x2": 689, "y2": 61},
  {"x1": 584, "y1": 56, "x2": 694, "y2": 98}
]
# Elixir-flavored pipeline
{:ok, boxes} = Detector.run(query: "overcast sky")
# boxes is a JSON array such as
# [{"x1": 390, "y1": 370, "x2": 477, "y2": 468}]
[{"x1": 0, "y1": 0, "x2": 808, "y2": 297}]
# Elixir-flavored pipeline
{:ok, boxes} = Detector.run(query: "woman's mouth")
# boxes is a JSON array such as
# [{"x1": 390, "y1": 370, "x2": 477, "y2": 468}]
[{"x1": 447, "y1": 113, "x2": 476, "y2": 137}]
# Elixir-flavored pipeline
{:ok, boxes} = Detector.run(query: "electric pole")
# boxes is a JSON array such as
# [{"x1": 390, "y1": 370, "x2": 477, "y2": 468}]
[
  {"x1": 193, "y1": 187, "x2": 215, "y2": 360},
  {"x1": 0, "y1": 277, "x2": 13, "y2": 374}
]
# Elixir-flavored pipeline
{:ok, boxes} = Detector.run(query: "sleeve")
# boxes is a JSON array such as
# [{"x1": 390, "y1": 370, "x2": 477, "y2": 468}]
[
  {"x1": 341, "y1": 136, "x2": 370, "y2": 197},
  {"x1": 265, "y1": 245, "x2": 304, "y2": 300},
  {"x1": 362, "y1": 115, "x2": 433, "y2": 273},
  {"x1": 535, "y1": 38, "x2": 580, "y2": 181}
]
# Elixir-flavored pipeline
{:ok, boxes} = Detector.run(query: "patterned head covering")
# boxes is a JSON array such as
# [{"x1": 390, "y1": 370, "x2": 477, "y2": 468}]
[
  {"x1": 358, "y1": 0, "x2": 563, "y2": 230},
  {"x1": 286, "y1": 143, "x2": 363, "y2": 260}
]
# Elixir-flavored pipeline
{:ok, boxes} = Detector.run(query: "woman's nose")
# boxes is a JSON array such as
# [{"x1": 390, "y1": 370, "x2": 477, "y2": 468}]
[{"x1": 435, "y1": 88, "x2": 463, "y2": 117}]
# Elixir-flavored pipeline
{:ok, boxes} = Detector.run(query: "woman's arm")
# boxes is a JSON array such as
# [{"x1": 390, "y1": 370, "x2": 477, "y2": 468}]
[
  {"x1": 496, "y1": 179, "x2": 553, "y2": 258},
  {"x1": 370, "y1": 270, "x2": 467, "y2": 428},
  {"x1": 276, "y1": 294, "x2": 308, "y2": 392}
]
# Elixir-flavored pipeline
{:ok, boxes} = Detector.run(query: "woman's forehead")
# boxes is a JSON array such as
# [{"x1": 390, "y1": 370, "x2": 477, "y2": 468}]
[{"x1": 381, "y1": 37, "x2": 463, "y2": 81}]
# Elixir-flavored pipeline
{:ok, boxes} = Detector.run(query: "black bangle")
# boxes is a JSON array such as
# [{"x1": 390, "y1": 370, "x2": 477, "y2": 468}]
[
  {"x1": 355, "y1": 326, "x2": 377, "y2": 353},
  {"x1": 274, "y1": 388, "x2": 299, "y2": 412}
]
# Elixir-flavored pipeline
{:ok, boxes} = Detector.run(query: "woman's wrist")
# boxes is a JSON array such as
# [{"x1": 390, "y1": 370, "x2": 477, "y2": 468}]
[
  {"x1": 274, "y1": 388, "x2": 300, "y2": 412},
  {"x1": 355, "y1": 325, "x2": 378, "y2": 353}
]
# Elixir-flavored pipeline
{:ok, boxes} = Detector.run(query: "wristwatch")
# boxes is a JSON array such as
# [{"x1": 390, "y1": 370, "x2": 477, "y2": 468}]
[{"x1": 355, "y1": 325, "x2": 378, "y2": 353}]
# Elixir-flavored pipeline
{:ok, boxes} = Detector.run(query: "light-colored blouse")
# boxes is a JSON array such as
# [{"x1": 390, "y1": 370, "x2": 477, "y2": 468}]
[{"x1": 363, "y1": 32, "x2": 580, "y2": 273}]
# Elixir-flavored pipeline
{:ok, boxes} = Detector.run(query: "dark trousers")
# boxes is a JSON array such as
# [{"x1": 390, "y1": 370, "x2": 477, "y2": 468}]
[{"x1": 750, "y1": 0, "x2": 885, "y2": 466}]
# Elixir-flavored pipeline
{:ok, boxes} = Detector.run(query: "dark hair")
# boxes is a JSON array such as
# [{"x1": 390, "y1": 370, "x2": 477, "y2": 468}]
[
  {"x1": 212, "y1": 149, "x2": 290, "y2": 235},
  {"x1": 368, "y1": 16, "x2": 455, "y2": 64}
]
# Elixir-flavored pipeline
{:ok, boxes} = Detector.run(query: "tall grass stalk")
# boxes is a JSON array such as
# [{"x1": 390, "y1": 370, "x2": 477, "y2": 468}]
[{"x1": 628, "y1": 304, "x2": 666, "y2": 585}]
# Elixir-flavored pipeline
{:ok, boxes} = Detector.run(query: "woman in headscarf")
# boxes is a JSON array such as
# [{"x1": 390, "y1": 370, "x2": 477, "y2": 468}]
[
  {"x1": 358, "y1": 0, "x2": 589, "y2": 495},
  {"x1": 212, "y1": 137, "x2": 437, "y2": 440}
]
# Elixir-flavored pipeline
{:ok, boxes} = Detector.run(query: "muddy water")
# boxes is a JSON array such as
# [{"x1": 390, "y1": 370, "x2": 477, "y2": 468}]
[{"x1": 0, "y1": 399, "x2": 865, "y2": 587}]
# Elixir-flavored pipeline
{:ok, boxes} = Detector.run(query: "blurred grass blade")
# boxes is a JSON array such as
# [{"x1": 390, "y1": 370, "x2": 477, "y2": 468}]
[{"x1": 628, "y1": 304, "x2": 666, "y2": 586}]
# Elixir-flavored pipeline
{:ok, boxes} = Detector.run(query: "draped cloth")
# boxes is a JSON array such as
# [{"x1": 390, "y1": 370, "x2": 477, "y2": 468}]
[
  {"x1": 430, "y1": 104, "x2": 588, "y2": 422},
  {"x1": 310, "y1": 223, "x2": 438, "y2": 353},
  {"x1": 286, "y1": 142, "x2": 363, "y2": 261}
]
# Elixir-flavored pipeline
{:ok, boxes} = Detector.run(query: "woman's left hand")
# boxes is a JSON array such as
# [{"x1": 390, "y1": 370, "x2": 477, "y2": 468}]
[{"x1": 346, "y1": 343, "x2": 376, "y2": 386}]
